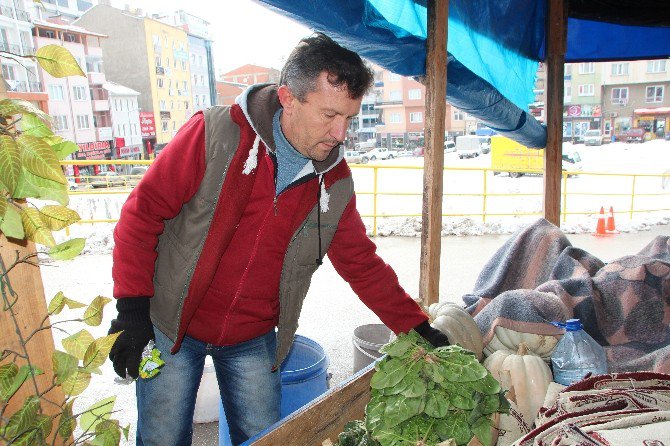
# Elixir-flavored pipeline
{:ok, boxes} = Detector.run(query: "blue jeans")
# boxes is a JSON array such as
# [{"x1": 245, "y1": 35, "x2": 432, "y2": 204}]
[{"x1": 136, "y1": 327, "x2": 281, "y2": 446}]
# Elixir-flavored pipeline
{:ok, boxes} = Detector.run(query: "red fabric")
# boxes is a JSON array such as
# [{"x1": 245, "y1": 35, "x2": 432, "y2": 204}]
[{"x1": 113, "y1": 105, "x2": 428, "y2": 351}]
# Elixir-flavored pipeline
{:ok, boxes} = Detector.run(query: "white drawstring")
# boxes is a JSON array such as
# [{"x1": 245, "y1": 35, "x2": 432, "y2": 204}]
[
  {"x1": 319, "y1": 175, "x2": 330, "y2": 213},
  {"x1": 242, "y1": 135, "x2": 260, "y2": 175}
]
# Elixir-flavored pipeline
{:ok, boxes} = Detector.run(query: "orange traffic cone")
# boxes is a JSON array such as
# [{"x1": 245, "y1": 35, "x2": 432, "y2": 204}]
[
  {"x1": 606, "y1": 206, "x2": 619, "y2": 234},
  {"x1": 593, "y1": 207, "x2": 608, "y2": 236}
]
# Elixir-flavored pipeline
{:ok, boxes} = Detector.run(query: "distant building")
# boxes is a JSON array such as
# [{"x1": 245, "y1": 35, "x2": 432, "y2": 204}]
[
  {"x1": 103, "y1": 81, "x2": 142, "y2": 166},
  {"x1": 216, "y1": 80, "x2": 246, "y2": 106},
  {"x1": 220, "y1": 64, "x2": 280, "y2": 85}
]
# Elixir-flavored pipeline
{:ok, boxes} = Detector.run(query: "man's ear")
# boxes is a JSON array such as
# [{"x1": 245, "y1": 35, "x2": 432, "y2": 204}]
[{"x1": 277, "y1": 85, "x2": 295, "y2": 113}]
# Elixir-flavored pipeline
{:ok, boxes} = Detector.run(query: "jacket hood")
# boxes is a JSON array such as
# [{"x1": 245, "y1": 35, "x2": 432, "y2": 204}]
[{"x1": 235, "y1": 83, "x2": 344, "y2": 175}]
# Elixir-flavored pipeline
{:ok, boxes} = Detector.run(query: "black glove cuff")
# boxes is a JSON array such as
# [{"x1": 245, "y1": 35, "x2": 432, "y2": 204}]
[
  {"x1": 413, "y1": 320, "x2": 433, "y2": 338},
  {"x1": 115, "y1": 297, "x2": 151, "y2": 325}
]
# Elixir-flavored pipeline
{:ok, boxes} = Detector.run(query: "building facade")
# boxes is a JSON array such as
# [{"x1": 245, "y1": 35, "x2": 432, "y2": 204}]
[{"x1": 104, "y1": 81, "x2": 142, "y2": 167}]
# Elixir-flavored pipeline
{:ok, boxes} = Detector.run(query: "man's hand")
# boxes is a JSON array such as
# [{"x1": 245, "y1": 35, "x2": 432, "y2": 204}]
[
  {"x1": 108, "y1": 297, "x2": 154, "y2": 379},
  {"x1": 413, "y1": 320, "x2": 450, "y2": 348}
]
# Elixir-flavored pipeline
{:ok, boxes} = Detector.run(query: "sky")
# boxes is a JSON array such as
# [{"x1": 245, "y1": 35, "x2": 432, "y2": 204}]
[{"x1": 109, "y1": 0, "x2": 312, "y2": 75}]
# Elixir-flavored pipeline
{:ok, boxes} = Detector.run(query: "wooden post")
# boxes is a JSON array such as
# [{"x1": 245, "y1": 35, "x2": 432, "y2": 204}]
[
  {"x1": 420, "y1": 0, "x2": 449, "y2": 307},
  {"x1": 543, "y1": 0, "x2": 567, "y2": 225}
]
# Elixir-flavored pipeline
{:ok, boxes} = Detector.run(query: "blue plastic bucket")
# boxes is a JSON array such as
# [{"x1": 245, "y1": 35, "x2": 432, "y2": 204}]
[{"x1": 218, "y1": 335, "x2": 329, "y2": 446}]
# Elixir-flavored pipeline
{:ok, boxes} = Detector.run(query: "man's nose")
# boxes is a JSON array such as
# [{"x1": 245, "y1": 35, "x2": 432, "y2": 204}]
[{"x1": 330, "y1": 117, "x2": 348, "y2": 142}]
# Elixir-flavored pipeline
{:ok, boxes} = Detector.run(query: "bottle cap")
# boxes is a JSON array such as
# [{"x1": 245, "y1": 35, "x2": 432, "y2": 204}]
[{"x1": 565, "y1": 319, "x2": 583, "y2": 331}]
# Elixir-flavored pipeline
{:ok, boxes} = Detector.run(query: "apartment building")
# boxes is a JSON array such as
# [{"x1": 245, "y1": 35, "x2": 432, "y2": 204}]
[
  {"x1": 27, "y1": 0, "x2": 92, "y2": 22},
  {"x1": 1, "y1": 1, "x2": 48, "y2": 110},
  {"x1": 75, "y1": 4, "x2": 192, "y2": 154},
  {"x1": 103, "y1": 81, "x2": 142, "y2": 163},
  {"x1": 220, "y1": 64, "x2": 280, "y2": 86}
]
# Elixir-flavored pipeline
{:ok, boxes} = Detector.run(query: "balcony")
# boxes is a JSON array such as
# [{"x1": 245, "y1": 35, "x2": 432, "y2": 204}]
[
  {"x1": 96, "y1": 126, "x2": 112, "y2": 141},
  {"x1": 15, "y1": 8, "x2": 30, "y2": 22},
  {"x1": 0, "y1": 41, "x2": 21, "y2": 54},
  {"x1": 156, "y1": 66, "x2": 165, "y2": 75},
  {"x1": 0, "y1": 4, "x2": 14, "y2": 18},
  {"x1": 87, "y1": 71, "x2": 106, "y2": 85},
  {"x1": 29, "y1": 81, "x2": 43, "y2": 92},
  {"x1": 375, "y1": 99, "x2": 403, "y2": 107},
  {"x1": 92, "y1": 99, "x2": 109, "y2": 112},
  {"x1": 6, "y1": 80, "x2": 27, "y2": 92}
]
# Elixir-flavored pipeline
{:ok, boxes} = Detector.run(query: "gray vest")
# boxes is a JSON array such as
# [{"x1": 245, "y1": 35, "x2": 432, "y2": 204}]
[{"x1": 151, "y1": 106, "x2": 354, "y2": 365}]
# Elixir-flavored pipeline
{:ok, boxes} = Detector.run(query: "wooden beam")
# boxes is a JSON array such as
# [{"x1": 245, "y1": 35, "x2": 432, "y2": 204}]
[
  {"x1": 543, "y1": 0, "x2": 567, "y2": 225},
  {"x1": 251, "y1": 366, "x2": 374, "y2": 445},
  {"x1": 419, "y1": 0, "x2": 449, "y2": 308}
]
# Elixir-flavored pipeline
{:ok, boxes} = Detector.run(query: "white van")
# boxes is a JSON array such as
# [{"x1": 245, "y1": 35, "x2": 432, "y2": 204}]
[
  {"x1": 354, "y1": 139, "x2": 376, "y2": 151},
  {"x1": 362, "y1": 147, "x2": 395, "y2": 161},
  {"x1": 455, "y1": 135, "x2": 482, "y2": 159}
]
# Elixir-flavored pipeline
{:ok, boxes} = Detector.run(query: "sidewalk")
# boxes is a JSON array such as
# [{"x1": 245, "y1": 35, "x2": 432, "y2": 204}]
[{"x1": 194, "y1": 224, "x2": 669, "y2": 445}]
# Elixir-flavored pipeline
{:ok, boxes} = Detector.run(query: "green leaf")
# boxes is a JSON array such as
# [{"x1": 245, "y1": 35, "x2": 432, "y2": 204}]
[
  {"x1": 79, "y1": 396, "x2": 115, "y2": 434},
  {"x1": 121, "y1": 424, "x2": 130, "y2": 440},
  {"x1": 83, "y1": 331, "x2": 121, "y2": 369},
  {"x1": 60, "y1": 368, "x2": 91, "y2": 396},
  {"x1": 435, "y1": 351, "x2": 487, "y2": 383},
  {"x1": 474, "y1": 373, "x2": 502, "y2": 395},
  {"x1": 424, "y1": 393, "x2": 450, "y2": 418},
  {"x1": 13, "y1": 168, "x2": 69, "y2": 205},
  {"x1": 64, "y1": 297, "x2": 87, "y2": 310},
  {"x1": 400, "y1": 378, "x2": 426, "y2": 398},
  {"x1": 51, "y1": 139, "x2": 79, "y2": 160},
  {"x1": 0, "y1": 99, "x2": 50, "y2": 122},
  {"x1": 0, "y1": 134, "x2": 21, "y2": 195},
  {"x1": 38, "y1": 204, "x2": 81, "y2": 230},
  {"x1": 434, "y1": 410, "x2": 471, "y2": 445},
  {"x1": 57, "y1": 399, "x2": 76, "y2": 438},
  {"x1": 0, "y1": 201, "x2": 24, "y2": 239},
  {"x1": 17, "y1": 134, "x2": 66, "y2": 184},
  {"x1": 21, "y1": 207, "x2": 56, "y2": 247},
  {"x1": 2, "y1": 395, "x2": 40, "y2": 440},
  {"x1": 0, "y1": 365, "x2": 42, "y2": 402},
  {"x1": 62, "y1": 329, "x2": 95, "y2": 360},
  {"x1": 34, "y1": 45, "x2": 85, "y2": 78},
  {"x1": 90, "y1": 419, "x2": 122, "y2": 446},
  {"x1": 471, "y1": 416, "x2": 494, "y2": 446},
  {"x1": 49, "y1": 238, "x2": 86, "y2": 260},
  {"x1": 21, "y1": 113, "x2": 53, "y2": 138},
  {"x1": 33, "y1": 413, "x2": 53, "y2": 442},
  {"x1": 381, "y1": 394, "x2": 423, "y2": 428},
  {"x1": 52, "y1": 350, "x2": 78, "y2": 385},
  {"x1": 370, "y1": 359, "x2": 409, "y2": 390},
  {"x1": 83, "y1": 296, "x2": 112, "y2": 327},
  {"x1": 379, "y1": 335, "x2": 413, "y2": 357},
  {"x1": 47, "y1": 291, "x2": 66, "y2": 314}
]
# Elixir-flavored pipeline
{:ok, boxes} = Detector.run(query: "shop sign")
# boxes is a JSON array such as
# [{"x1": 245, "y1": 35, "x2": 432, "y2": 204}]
[
  {"x1": 140, "y1": 112, "x2": 156, "y2": 138},
  {"x1": 75, "y1": 140, "x2": 112, "y2": 160},
  {"x1": 118, "y1": 145, "x2": 143, "y2": 157},
  {"x1": 567, "y1": 105, "x2": 582, "y2": 117}
]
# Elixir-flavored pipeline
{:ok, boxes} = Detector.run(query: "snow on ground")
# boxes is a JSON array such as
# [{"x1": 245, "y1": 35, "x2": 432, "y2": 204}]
[{"x1": 36, "y1": 139, "x2": 670, "y2": 444}]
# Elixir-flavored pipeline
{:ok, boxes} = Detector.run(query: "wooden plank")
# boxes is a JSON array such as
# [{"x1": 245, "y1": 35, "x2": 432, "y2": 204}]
[
  {"x1": 420, "y1": 0, "x2": 449, "y2": 307},
  {"x1": 1, "y1": 234, "x2": 67, "y2": 441},
  {"x1": 543, "y1": 0, "x2": 567, "y2": 226},
  {"x1": 251, "y1": 365, "x2": 374, "y2": 445}
]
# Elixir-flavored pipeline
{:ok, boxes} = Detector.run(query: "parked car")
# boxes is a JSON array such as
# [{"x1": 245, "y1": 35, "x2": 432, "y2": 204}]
[
  {"x1": 583, "y1": 129, "x2": 605, "y2": 146},
  {"x1": 90, "y1": 171, "x2": 126, "y2": 188},
  {"x1": 616, "y1": 127, "x2": 646, "y2": 143},
  {"x1": 362, "y1": 147, "x2": 395, "y2": 161},
  {"x1": 344, "y1": 150, "x2": 367, "y2": 164},
  {"x1": 444, "y1": 141, "x2": 456, "y2": 152},
  {"x1": 126, "y1": 166, "x2": 148, "y2": 186},
  {"x1": 478, "y1": 137, "x2": 491, "y2": 154},
  {"x1": 396, "y1": 149, "x2": 413, "y2": 157}
]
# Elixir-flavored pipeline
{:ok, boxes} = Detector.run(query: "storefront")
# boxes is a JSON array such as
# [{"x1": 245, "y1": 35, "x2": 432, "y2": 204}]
[
  {"x1": 73, "y1": 140, "x2": 113, "y2": 181},
  {"x1": 563, "y1": 104, "x2": 602, "y2": 142},
  {"x1": 634, "y1": 107, "x2": 669, "y2": 138},
  {"x1": 140, "y1": 111, "x2": 157, "y2": 159}
]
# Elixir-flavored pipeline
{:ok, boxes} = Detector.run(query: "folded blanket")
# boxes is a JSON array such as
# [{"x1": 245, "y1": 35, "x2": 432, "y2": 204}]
[{"x1": 464, "y1": 218, "x2": 670, "y2": 372}]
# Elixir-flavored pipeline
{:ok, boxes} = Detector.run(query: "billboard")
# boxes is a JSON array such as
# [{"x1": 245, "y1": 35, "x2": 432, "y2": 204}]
[{"x1": 140, "y1": 112, "x2": 156, "y2": 138}]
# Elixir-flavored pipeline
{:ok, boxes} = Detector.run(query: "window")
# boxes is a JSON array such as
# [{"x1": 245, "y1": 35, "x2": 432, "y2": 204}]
[
  {"x1": 200, "y1": 75, "x2": 204, "y2": 85},
  {"x1": 646, "y1": 85, "x2": 664, "y2": 103},
  {"x1": 181, "y1": 60, "x2": 186, "y2": 70},
  {"x1": 195, "y1": 95, "x2": 200, "y2": 106},
  {"x1": 611, "y1": 87, "x2": 628, "y2": 104},
  {"x1": 564, "y1": 83, "x2": 572, "y2": 101},
  {"x1": 2, "y1": 64, "x2": 16, "y2": 80},
  {"x1": 159, "y1": 100, "x2": 167, "y2": 111},
  {"x1": 389, "y1": 113, "x2": 401, "y2": 124},
  {"x1": 122, "y1": 124, "x2": 127, "y2": 136},
  {"x1": 611, "y1": 63, "x2": 629, "y2": 76},
  {"x1": 409, "y1": 112, "x2": 423, "y2": 123},
  {"x1": 647, "y1": 60, "x2": 667, "y2": 73},
  {"x1": 170, "y1": 100, "x2": 174, "y2": 110},
  {"x1": 157, "y1": 78, "x2": 164, "y2": 88},
  {"x1": 52, "y1": 115, "x2": 68, "y2": 131},
  {"x1": 161, "y1": 120, "x2": 168, "y2": 132},
  {"x1": 388, "y1": 73, "x2": 400, "y2": 81},
  {"x1": 192, "y1": 74, "x2": 198, "y2": 86},
  {"x1": 73, "y1": 86, "x2": 87, "y2": 100},
  {"x1": 198, "y1": 55, "x2": 203, "y2": 66},
  {"x1": 155, "y1": 56, "x2": 162, "y2": 67},
  {"x1": 152, "y1": 34, "x2": 160, "y2": 46},
  {"x1": 76, "y1": 115, "x2": 90, "y2": 129},
  {"x1": 578, "y1": 84, "x2": 594, "y2": 96},
  {"x1": 48, "y1": 85, "x2": 64, "y2": 100},
  {"x1": 389, "y1": 90, "x2": 402, "y2": 101},
  {"x1": 578, "y1": 63, "x2": 595, "y2": 74},
  {"x1": 64, "y1": 33, "x2": 77, "y2": 43},
  {"x1": 184, "y1": 101, "x2": 189, "y2": 110},
  {"x1": 182, "y1": 80, "x2": 187, "y2": 91},
  {"x1": 408, "y1": 89, "x2": 421, "y2": 100},
  {"x1": 191, "y1": 54, "x2": 196, "y2": 64},
  {"x1": 453, "y1": 110, "x2": 464, "y2": 121}
]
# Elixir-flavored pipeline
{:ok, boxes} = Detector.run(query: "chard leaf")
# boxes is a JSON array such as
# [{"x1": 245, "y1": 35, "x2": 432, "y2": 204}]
[
  {"x1": 434, "y1": 410, "x2": 471, "y2": 445},
  {"x1": 471, "y1": 416, "x2": 494, "y2": 446},
  {"x1": 424, "y1": 392, "x2": 450, "y2": 418},
  {"x1": 382, "y1": 394, "x2": 423, "y2": 428},
  {"x1": 370, "y1": 360, "x2": 408, "y2": 390}
]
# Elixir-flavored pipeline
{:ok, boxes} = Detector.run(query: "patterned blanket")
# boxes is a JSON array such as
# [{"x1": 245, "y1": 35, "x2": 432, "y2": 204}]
[{"x1": 463, "y1": 218, "x2": 670, "y2": 373}]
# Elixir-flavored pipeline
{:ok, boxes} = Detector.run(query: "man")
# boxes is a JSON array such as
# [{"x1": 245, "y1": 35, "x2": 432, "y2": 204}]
[{"x1": 108, "y1": 32, "x2": 449, "y2": 446}]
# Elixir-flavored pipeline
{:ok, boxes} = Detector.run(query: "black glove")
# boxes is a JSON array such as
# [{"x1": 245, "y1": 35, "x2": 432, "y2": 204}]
[
  {"x1": 108, "y1": 297, "x2": 154, "y2": 379},
  {"x1": 414, "y1": 320, "x2": 450, "y2": 348}
]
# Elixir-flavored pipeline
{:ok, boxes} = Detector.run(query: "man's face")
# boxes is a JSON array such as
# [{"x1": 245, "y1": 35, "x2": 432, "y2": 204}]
[{"x1": 278, "y1": 72, "x2": 362, "y2": 162}]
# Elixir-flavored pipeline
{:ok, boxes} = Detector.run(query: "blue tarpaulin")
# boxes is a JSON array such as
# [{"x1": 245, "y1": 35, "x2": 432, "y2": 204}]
[{"x1": 259, "y1": 0, "x2": 670, "y2": 149}]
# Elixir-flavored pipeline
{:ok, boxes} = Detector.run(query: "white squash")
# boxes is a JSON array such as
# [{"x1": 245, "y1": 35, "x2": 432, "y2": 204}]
[
  {"x1": 483, "y1": 325, "x2": 560, "y2": 362},
  {"x1": 483, "y1": 343, "x2": 553, "y2": 426},
  {"x1": 428, "y1": 302, "x2": 484, "y2": 361}
]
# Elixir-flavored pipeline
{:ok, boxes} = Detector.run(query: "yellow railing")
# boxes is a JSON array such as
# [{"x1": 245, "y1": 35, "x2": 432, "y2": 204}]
[{"x1": 61, "y1": 161, "x2": 670, "y2": 236}]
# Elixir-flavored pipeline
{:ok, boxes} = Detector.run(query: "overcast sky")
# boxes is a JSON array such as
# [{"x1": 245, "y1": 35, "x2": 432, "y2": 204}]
[{"x1": 109, "y1": 0, "x2": 312, "y2": 75}]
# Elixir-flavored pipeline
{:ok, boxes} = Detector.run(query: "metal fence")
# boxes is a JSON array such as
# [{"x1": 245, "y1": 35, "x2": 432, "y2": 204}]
[{"x1": 61, "y1": 160, "x2": 670, "y2": 236}]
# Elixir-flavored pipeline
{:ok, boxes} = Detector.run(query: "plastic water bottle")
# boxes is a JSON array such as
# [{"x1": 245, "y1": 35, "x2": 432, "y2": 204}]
[{"x1": 551, "y1": 319, "x2": 608, "y2": 386}]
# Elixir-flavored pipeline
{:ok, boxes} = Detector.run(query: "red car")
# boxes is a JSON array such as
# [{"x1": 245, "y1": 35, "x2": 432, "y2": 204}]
[{"x1": 616, "y1": 128, "x2": 646, "y2": 143}]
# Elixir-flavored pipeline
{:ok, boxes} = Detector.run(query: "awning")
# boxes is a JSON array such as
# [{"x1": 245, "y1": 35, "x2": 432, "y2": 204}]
[{"x1": 634, "y1": 107, "x2": 670, "y2": 115}]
